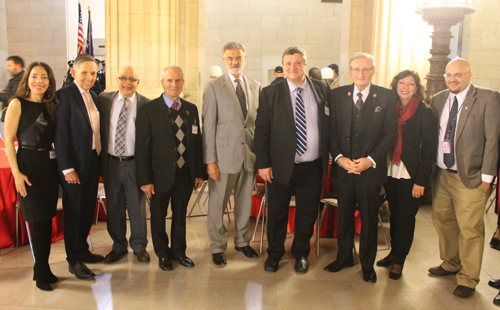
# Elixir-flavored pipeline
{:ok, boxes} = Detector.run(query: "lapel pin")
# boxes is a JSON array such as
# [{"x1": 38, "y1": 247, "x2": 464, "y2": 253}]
[
  {"x1": 465, "y1": 107, "x2": 468, "y2": 110},
  {"x1": 375, "y1": 106, "x2": 382, "y2": 112},
  {"x1": 249, "y1": 85, "x2": 253, "y2": 90},
  {"x1": 187, "y1": 111, "x2": 190, "y2": 116},
  {"x1": 373, "y1": 94, "x2": 377, "y2": 98},
  {"x1": 348, "y1": 92, "x2": 352, "y2": 96}
]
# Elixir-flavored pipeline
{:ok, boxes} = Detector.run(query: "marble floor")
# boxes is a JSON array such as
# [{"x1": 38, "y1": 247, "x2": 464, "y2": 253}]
[{"x1": 1, "y1": 194, "x2": 500, "y2": 310}]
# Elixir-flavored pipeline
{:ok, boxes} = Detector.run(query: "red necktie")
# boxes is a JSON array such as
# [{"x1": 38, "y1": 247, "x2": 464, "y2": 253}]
[{"x1": 173, "y1": 101, "x2": 179, "y2": 110}]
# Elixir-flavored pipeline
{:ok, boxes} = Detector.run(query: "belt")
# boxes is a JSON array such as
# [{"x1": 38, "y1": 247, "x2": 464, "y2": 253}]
[
  {"x1": 107, "y1": 154, "x2": 135, "y2": 162},
  {"x1": 19, "y1": 145, "x2": 48, "y2": 151},
  {"x1": 442, "y1": 168, "x2": 457, "y2": 174}
]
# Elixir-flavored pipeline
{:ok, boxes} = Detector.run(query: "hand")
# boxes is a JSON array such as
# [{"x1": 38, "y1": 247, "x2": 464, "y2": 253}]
[
  {"x1": 14, "y1": 172, "x2": 31, "y2": 198},
  {"x1": 258, "y1": 167, "x2": 273, "y2": 183},
  {"x1": 207, "y1": 162, "x2": 219, "y2": 182},
  {"x1": 65, "y1": 171, "x2": 80, "y2": 184},
  {"x1": 412, "y1": 184, "x2": 425, "y2": 198},
  {"x1": 483, "y1": 181, "x2": 491, "y2": 192},
  {"x1": 194, "y1": 178, "x2": 204, "y2": 190},
  {"x1": 141, "y1": 184, "x2": 155, "y2": 199},
  {"x1": 352, "y1": 158, "x2": 373, "y2": 173},
  {"x1": 337, "y1": 157, "x2": 360, "y2": 174}
]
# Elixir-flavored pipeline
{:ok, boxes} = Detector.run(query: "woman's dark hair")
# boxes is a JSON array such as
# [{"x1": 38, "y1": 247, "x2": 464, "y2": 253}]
[
  {"x1": 15, "y1": 62, "x2": 58, "y2": 120},
  {"x1": 390, "y1": 69, "x2": 425, "y2": 101}
]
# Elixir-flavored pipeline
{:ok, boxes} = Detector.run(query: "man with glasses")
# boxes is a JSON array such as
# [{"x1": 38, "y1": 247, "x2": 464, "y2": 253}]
[
  {"x1": 324, "y1": 52, "x2": 397, "y2": 283},
  {"x1": 98, "y1": 64, "x2": 151, "y2": 264},
  {"x1": 428, "y1": 58, "x2": 500, "y2": 298},
  {"x1": 202, "y1": 42, "x2": 261, "y2": 267}
]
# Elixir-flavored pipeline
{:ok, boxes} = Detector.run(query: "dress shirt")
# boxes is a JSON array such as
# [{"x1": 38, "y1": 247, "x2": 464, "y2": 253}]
[
  {"x1": 437, "y1": 84, "x2": 493, "y2": 183},
  {"x1": 287, "y1": 78, "x2": 320, "y2": 163},
  {"x1": 227, "y1": 72, "x2": 249, "y2": 110},
  {"x1": 387, "y1": 157, "x2": 411, "y2": 179},
  {"x1": 108, "y1": 92, "x2": 137, "y2": 157},
  {"x1": 162, "y1": 93, "x2": 183, "y2": 110}
]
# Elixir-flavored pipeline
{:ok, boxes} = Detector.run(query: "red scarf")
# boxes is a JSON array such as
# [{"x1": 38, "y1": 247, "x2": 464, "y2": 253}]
[{"x1": 392, "y1": 96, "x2": 419, "y2": 166}]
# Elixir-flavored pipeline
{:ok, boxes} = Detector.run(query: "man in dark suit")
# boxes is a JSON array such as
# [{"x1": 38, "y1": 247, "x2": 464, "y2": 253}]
[
  {"x1": 325, "y1": 52, "x2": 397, "y2": 283},
  {"x1": 255, "y1": 46, "x2": 330, "y2": 274},
  {"x1": 270, "y1": 66, "x2": 285, "y2": 85},
  {"x1": 98, "y1": 64, "x2": 150, "y2": 264},
  {"x1": 135, "y1": 66, "x2": 204, "y2": 271},
  {"x1": 428, "y1": 58, "x2": 500, "y2": 298},
  {"x1": 55, "y1": 54, "x2": 104, "y2": 280}
]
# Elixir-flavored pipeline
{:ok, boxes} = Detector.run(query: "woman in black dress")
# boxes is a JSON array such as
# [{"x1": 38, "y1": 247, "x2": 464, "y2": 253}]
[
  {"x1": 4, "y1": 62, "x2": 58, "y2": 291},
  {"x1": 375, "y1": 70, "x2": 438, "y2": 279}
]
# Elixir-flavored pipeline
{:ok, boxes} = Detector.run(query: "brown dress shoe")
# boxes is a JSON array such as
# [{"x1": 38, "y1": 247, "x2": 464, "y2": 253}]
[
  {"x1": 428, "y1": 265, "x2": 459, "y2": 276},
  {"x1": 104, "y1": 250, "x2": 128, "y2": 264},
  {"x1": 453, "y1": 285, "x2": 475, "y2": 298},
  {"x1": 134, "y1": 251, "x2": 151, "y2": 263}
]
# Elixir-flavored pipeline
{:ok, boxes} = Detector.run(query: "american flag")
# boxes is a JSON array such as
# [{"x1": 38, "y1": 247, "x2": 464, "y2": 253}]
[{"x1": 77, "y1": 3, "x2": 84, "y2": 55}]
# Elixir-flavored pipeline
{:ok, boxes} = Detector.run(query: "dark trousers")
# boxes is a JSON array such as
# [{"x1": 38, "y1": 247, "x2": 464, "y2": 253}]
[
  {"x1": 60, "y1": 151, "x2": 99, "y2": 265},
  {"x1": 266, "y1": 158, "x2": 323, "y2": 260},
  {"x1": 336, "y1": 174, "x2": 381, "y2": 271},
  {"x1": 32, "y1": 219, "x2": 53, "y2": 281},
  {"x1": 150, "y1": 166, "x2": 193, "y2": 259},
  {"x1": 384, "y1": 177, "x2": 422, "y2": 265}
]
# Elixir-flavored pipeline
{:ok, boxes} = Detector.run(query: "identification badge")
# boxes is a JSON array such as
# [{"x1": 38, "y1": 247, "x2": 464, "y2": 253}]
[
  {"x1": 325, "y1": 106, "x2": 330, "y2": 116},
  {"x1": 443, "y1": 140, "x2": 451, "y2": 154},
  {"x1": 192, "y1": 126, "x2": 198, "y2": 134},
  {"x1": 49, "y1": 150, "x2": 57, "y2": 159}
]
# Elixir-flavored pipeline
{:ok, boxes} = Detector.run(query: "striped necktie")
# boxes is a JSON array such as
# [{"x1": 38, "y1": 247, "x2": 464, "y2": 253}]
[
  {"x1": 114, "y1": 98, "x2": 128, "y2": 155},
  {"x1": 295, "y1": 87, "x2": 307, "y2": 156}
]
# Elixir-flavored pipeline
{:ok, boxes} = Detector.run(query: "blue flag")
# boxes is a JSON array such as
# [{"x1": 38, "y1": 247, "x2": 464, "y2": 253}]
[{"x1": 85, "y1": 8, "x2": 94, "y2": 56}]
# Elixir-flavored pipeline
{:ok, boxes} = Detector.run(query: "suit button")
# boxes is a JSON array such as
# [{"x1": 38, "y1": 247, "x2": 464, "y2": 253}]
[
  {"x1": 241, "y1": 142, "x2": 244, "y2": 145},
  {"x1": 173, "y1": 148, "x2": 176, "y2": 151},
  {"x1": 173, "y1": 163, "x2": 176, "y2": 166}
]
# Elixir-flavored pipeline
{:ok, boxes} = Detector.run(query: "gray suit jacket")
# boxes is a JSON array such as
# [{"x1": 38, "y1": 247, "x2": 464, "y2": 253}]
[
  {"x1": 98, "y1": 91, "x2": 150, "y2": 175},
  {"x1": 432, "y1": 84, "x2": 500, "y2": 189},
  {"x1": 202, "y1": 73, "x2": 261, "y2": 174}
]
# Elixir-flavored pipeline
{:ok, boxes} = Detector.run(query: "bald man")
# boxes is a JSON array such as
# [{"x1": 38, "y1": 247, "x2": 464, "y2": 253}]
[{"x1": 428, "y1": 58, "x2": 500, "y2": 298}]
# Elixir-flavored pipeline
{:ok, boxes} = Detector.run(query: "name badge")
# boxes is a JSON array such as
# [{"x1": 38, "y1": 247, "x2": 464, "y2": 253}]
[
  {"x1": 49, "y1": 150, "x2": 57, "y2": 159},
  {"x1": 192, "y1": 126, "x2": 198, "y2": 134},
  {"x1": 325, "y1": 106, "x2": 330, "y2": 116},
  {"x1": 443, "y1": 140, "x2": 451, "y2": 154}
]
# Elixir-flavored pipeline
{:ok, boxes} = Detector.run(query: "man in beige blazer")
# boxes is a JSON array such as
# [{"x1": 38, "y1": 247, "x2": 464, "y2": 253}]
[
  {"x1": 429, "y1": 58, "x2": 500, "y2": 298},
  {"x1": 202, "y1": 42, "x2": 261, "y2": 266}
]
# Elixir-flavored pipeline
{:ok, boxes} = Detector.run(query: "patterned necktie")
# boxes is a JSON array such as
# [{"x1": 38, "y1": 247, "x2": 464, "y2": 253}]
[
  {"x1": 444, "y1": 96, "x2": 459, "y2": 168},
  {"x1": 114, "y1": 98, "x2": 128, "y2": 156},
  {"x1": 235, "y1": 78, "x2": 247, "y2": 119},
  {"x1": 83, "y1": 90, "x2": 101, "y2": 155},
  {"x1": 355, "y1": 92, "x2": 363, "y2": 112},
  {"x1": 173, "y1": 101, "x2": 179, "y2": 110},
  {"x1": 295, "y1": 87, "x2": 307, "y2": 156}
]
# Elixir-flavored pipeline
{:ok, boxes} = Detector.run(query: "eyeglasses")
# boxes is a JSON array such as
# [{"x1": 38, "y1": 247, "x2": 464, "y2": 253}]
[
  {"x1": 350, "y1": 68, "x2": 373, "y2": 74},
  {"x1": 443, "y1": 72, "x2": 469, "y2": 79},
  {"x1": 118, "y1": 76, "x2": 138, "y2": 82}
]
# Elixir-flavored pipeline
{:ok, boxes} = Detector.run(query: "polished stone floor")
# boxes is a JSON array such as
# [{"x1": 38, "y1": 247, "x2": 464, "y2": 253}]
[{"x1": 1, "y1": 194, "x2": 500, "y2": 310}]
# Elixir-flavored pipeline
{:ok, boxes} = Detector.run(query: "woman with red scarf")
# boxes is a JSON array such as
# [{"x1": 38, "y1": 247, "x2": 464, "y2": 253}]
[{"x1": 376, "y1": 70, "x2": 438, "y2": 280}]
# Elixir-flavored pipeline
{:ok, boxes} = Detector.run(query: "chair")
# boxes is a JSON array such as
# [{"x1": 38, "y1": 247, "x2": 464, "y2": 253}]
[
  {"x1": 95, "y1": 183, "x2": 108, "y2": 224},
  {"x1": 485, "y1": 177, "x2": 498, "y2": 213},
  {"x1": 186, "y1": 180, "x2": 232, "y2": 222}
]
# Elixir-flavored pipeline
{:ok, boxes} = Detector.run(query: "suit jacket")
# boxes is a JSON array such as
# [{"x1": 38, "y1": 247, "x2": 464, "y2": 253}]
[
  {"x1": 329, "y1": 84, "x2": 397, "y2": 185},
  {"x1": 135, "y1": 95, "x2": 205, "y2": 193},
  {"x1": 1, "y1": 70, "x2": 24, "y2": 121},
  {"x1": 255, "y1": 77, "x2": 330, "y2": 184},
  {"x1": 54, "y1": 82, "x2": 100, "y2": 179},
  {"x1": 431, "y1": 84, "x2": 500, "y2": 188},
  {"x1": 271, "y1": 76, "x2": 286, "y2": 85},
  {"x1": 396, "y1": 100, "x2": 438, "y2": 187},
  {"x1": 98, "y1": 91, "x2": 150, "y2": 174},
  {"x1": 202, "y1": 73, "x2": 261, "y2": 173},
  {"x1": 329, "y1": 76, "x2": 339, "y2": 90}
]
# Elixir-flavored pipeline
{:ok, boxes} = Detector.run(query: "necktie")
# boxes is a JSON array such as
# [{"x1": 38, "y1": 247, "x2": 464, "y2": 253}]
[
  {"x1": 114, "y1": 98, "x2": 128, "y2": 156},
  {"x1": 235, "y1": 79, "x2": 247, "y2": 119},
  {"x1": 444, "y1": 96, "x2": 459, "y2": 168},
  {"x1": 295, "y1": 87, "x2": 307, "y2": 156},
  {"x1": 83, "y1": 90, "x2": 101, "y2": 155},
  {"x1": 355, "y1": 92, "x2": 363, "y2": 112},
  {"x1": 173, "y1": 101, "x2": 179, "y2": 110}
]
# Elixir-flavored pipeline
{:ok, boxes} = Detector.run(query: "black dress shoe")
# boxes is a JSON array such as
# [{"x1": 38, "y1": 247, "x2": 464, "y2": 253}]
[
  {"x1": 489, "y1": 279, "x2": 500, "y2": 290},
  {"x1": 294, "y1": 257, "x2": 309, "y2": 274},
  {"x1": 491, "y1": 233, "x2": 500, "y2": 250},
  {"x1": 389, "y1": 271, "x2": 402, "y2": 280},
  {"x1": 235, "y1": 246, "x2": 258, "y2": 258},
  {"x1": 159, "y1": 257, "x2": 173, "y2": 271},
  {"x1": 69, "y1": 262, "x2": 95, "y2": 280},
  {"x1": 376, "y1": 254, "x2": 394, "y2": 267},
  {"x1": 83, "y1": 252, "x2": 105, "y2": 263},
  {"x1": 212, "y1": 253, "x2": 227, "y2": 267},
  {"x1": 362, "y1": 269, "x2": 377, "y2": 283},
  {"x1": 104, "y1": 250, "x2": 128, "y2": 264},
  {"x1": 324, "y1": 260, "x2": 354, "y2": 273},
  {"x1": 264, "y1": 257, "x2": 280, "y2": 273},
  {"x1": 33, "y1": 272, "x2": 58, "y2": 284},
  {"x1": 176, "y1": 255, "x2": 195, "y2": 268},
  {"x1": 453, "y1": 285, "x2": 475, "y2": 298},
  {"x1": 36, "y1": 280, "x2": 53, "y2": 291},
  {"x1": 493, "y1": 291, "x2": 500, "y2": 305}
]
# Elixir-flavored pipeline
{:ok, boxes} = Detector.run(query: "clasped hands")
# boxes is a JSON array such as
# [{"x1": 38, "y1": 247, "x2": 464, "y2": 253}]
[{"x1": 337, "y1": 157, "x2": 372, "y2": 174}]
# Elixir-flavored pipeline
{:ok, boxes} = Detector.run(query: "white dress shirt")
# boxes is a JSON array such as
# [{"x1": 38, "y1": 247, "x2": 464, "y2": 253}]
[{"x1": 108, "y1": 92, "x2": 137, "y2": 157}]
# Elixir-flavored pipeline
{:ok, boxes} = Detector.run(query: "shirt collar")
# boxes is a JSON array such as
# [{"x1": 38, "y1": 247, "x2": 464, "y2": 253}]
[
  {"x1": 228, "y1": 72, "x2": 244, "y2": 84},
  {"x1": 74, "y1": 81, "x2": 86, "y2": 94},
  {"x1": 287, "y1": 77, "x2": 308, "y2": 93},
  {"x1": 116, "y1": 92, "x2": 136, "y2": 104},
  {"x1": 353, "y1": 83, "x2": 371, "y2": 101},
  {"x1": 162, "y1": 93, "x2": 181, "y2": 109},
  {"x1": 449, "y1": 83, "x2": 471, "y2": 105}
]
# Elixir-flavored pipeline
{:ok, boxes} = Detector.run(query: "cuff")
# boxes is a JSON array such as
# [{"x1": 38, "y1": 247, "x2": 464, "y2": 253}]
[
  {"x1": 62, "y1": 168, "x2": 75, "y2": 175},
  {"x1": 334, "y1": 154, "x2": 343, "y2": 163},
  {"x1": 482, "y1": 174, "x2": 494, "y2": 184},
  {"x1": 367, "y1": 156, "x2": 376, "y2": 169}
]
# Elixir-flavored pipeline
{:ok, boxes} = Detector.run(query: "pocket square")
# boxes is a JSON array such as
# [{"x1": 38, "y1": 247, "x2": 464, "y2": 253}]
[{"x1": 374, "y1": 106, "x2": 382, "y2": 112}]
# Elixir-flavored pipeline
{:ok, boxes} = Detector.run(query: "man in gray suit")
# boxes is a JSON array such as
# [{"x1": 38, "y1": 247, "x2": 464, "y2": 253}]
[
  {"x1": 202, "y1": 42, "x2": 261, "y2": 266},
  {"x1": 429, "y1": 58, "x2": 500, "y2": 298},
  {"x1": 99, "y1": 64, "x2": 150, "y2": 264}
]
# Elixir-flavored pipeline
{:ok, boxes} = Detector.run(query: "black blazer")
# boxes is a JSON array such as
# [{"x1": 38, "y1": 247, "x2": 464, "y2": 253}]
[
  {"x1": 54, "y1": 82, "x2": 100, "y2": 179},
  {"x1": 255, "y1": 76, "x2": 330, "y2": 184},
  {"x1": 397, "y1": 100, "x2": 438, "y2": 187},
  {"x1": 135, "y1": 95, "x2": 205, "y2": 192},
  {"x1": 98, "y1": 91, "x2": 150, "y2": 175},
  {"x1": 329, "y1": 84, "x2": 397, "y2": 185}
]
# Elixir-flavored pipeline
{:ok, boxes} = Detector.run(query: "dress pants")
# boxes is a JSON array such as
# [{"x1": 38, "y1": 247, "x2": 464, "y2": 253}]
[
  {"x1": 432, "y1": 169, "x2": 487, "y2": 288},
  {"x1": 384, "y1": 177, "x2": 422, "y2": 265},
  {"x1": 103, "y1": 158, "x2": 148, "y2": 253},
  {"x1": 32, "y1": 219, "x2": 53, "y2": 281},
  {"x1": 150, "y1": 166, "x2": 193, "y2": 259},
  {"x1": 266, "y1": 158, "x2": 323, "y2": 260},
  {"x1": 60, "y1": 151, "x2": 100, "y2": 265},
  {"x1": 336, "y1": 173, "x2": 381, "y2": 270},
  {"x1": 207, "y1": 166, "x2": 254, "y2": 254}
]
